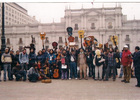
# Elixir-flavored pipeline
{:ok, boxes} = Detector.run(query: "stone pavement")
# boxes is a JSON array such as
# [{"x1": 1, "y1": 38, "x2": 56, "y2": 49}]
[{"x1": 0, "y1": 77, "x2": 140, "y2": 100}]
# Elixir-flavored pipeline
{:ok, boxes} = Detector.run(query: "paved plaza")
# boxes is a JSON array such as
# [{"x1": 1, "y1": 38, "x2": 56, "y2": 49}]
[{"x1": 0, "y1": 77, "x2": 140, "y2": 100}]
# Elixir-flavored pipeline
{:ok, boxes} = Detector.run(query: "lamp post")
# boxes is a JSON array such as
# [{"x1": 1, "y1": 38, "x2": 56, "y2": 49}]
[{"x1": 1, "y1": 3, "x2": 6, "y2": 53}]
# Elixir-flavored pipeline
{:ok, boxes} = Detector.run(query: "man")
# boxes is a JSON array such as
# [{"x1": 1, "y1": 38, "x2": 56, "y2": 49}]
[
  {"x1": 29, "y1": 48, "x2": 36, "y2": 69},
  {"x1": 86, "y1": 50, "x2": 93, "y2": 77},
  {"x1": 104, "y1": 48, "x2": 116, "y2": 81},
  {"x1": 10, "y1": 50, "x2": 15, "y2": 80},
  {"x1": 19, "y1": 49, "x2": 29, "y2": 71},
  {"x1": 121, "y1": 45, "x2": 132, "y2": 83},
  {"x1": 1, "y1": 48, "x2": 12, "y2": 81},
  {"x1": 133, "y1": 46, "x2": 140, "y2": 87},
  {"x1": 12, "y1": 62, "x2": 26, "y2": 81},
  {"x1": 0, "y1": 50, "x2": 2, "y2": 81},
  {"x1": 69, "y1": 50, "x2": 77, "y2": 80},
  {"x1": 77, "y1": 48, "x2": 88, "y2": 80},
  {"x1": 42, "y1": 49, "x2": 48, "y2": 66}
]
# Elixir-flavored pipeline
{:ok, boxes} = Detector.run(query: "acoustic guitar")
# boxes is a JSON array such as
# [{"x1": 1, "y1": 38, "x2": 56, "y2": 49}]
[{"x1": 53, "y1": 68, "x2": 59, "y2": 79}]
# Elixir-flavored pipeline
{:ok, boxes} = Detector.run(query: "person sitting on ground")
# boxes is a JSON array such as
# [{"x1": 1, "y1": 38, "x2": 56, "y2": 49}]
[
  {"x1": 12, "y1": 62, "x2": 26, "y2": 81},
  {"x1": 27, "y1": 64, "x2": 41, "y2": 82}
]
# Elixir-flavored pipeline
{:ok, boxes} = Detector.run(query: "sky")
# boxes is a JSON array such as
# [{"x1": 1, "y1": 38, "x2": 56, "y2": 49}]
[{"x1": 15, "y1": 2, "x2": 140, "y2": 23}]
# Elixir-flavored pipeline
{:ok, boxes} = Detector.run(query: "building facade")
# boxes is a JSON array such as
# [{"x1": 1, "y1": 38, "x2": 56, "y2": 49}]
[
  {"x1": 0, "y1": 3, "x2": 38, "y2": 26},
  {"x1": 0, "y1": 4, "x2": 140, "y2": 53}
]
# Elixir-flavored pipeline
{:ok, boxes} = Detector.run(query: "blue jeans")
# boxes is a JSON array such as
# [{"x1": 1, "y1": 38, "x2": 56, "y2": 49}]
[
  {"x1": 105, "y1": 65, "x2": 116, "y2": 80},
  {"x1": 21, "y1": 63, "x2": 28, "y2": 71},
  {"x1": 119, "y1": 65, "x2": 123, "y2": 77},
  {"x1": 70, "y1": 62, "x2": 77, "y2": 78},
  {"x1": 3, "y1": 64, "x2": 11, "y2": 81},
  {"x1": 87, "y1": 63, "x2": 93, "y2": 77}
]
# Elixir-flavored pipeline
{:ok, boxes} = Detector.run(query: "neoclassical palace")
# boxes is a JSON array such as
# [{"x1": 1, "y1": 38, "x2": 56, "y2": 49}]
[{"x1": 1, "y1": 4, "x2": 140, "y2": 53}]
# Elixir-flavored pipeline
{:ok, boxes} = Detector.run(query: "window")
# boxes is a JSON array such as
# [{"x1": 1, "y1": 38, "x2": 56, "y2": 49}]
[
  {"x1": 108, "y1": 22, "x2": 113, "y2": 29},
  {"x1": 19, "y1": 38, "x2": 23, "y2": 44},
  {"x1": 74, "y1": 24, "x2": 79, "y2": 30},
  {"x1": 58, "y1": 37, "x2": 63, "y2": 43},
  {"x1": 91, "y1": 23, "x2": 96, "y2": 29},
  {"x1": 7, "y1": 38, "x2": 10, "y2": 45},
  {"x1": 75, "y1": 36, "x2": 79, "y2": 42},
  {"x1": 125, "y1": 35, "x2": 130, "y2": 41},
  {"x1": 45, "y1": 37, "x2": 49, "y2": 43},
  {"x1": 108, "y1": 35, "x2": 112, "y2": 41}
]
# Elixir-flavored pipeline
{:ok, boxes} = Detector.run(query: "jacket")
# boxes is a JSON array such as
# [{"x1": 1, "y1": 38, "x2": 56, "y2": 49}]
[
  {"x1": 121, "y1": 50, "x2": 132, "y2": 66},
  {"x1": 77, "y1": 52, "x2": 87, "y2": 66},
  {"x1": 19, "y1": 52, "x2": 29, "y2": 64},
  {"x1": 29, "y1": 52, "x2": 36, "y2": 64},
  {"x1": 1, "y1": 53, "x2": 12, "y2": 64},
  {"x1": 133, "y1": 51, "x2": 140, "y2": 68},
  {"x1": 36, "y1": 54, "x2": 43, "y2": 63}
]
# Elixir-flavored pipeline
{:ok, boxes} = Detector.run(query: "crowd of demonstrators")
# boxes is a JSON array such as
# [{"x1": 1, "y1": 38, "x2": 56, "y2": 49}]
[{"x1": 0, "y1": 45, "x2": 140, "y2": 87}]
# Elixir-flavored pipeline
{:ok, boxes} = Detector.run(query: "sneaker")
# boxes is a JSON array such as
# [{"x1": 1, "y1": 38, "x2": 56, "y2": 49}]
[
  {"x1": 103, "y1": 79, "x2": 108, "y2": 81},
  {"x1": 121, "y1": 80, "x2": 126, "y2": 82},
  {"x1": 135, "y1": 85, "x2": 140, "y2": 87},
  {"x1": 113, "y1": 79, "x2": 116, "y2": 81},
  {"x1": 119, "y1": 76, "x2": 122, "y2": 78},
  {"x1": 69, "y1": 78, "x2": 71, "y2": 80},
  {"x1": 79, "y1": 78, "x2": 82, "y2": 80},
  {"x1": 84, "y1": 78, "x2": 88, "y2": 80},
  {"x1": 75, "y1": 78, "x2": 78, "y2": 80},
  {"x1": 94, "y1": 79, "x2": 98, "y2": 81},
  {"x1": 125, "y1": 81, "x2": 130, "y2": 83}
]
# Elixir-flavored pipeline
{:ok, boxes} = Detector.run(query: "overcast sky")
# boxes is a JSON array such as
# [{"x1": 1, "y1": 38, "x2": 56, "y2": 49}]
[{"x1": 17, "y1": 2, "x2": 140, "y2": 23}]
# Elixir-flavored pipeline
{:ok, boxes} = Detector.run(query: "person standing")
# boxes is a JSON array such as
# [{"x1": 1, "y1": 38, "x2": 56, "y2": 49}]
[
  {"x1": 10, "y1": 50, "x2": 15, "y2": 80},
  {"x1": 78, "y1": 48, "x2": 88, "y2": 80},
  {"x1": 133, "y1": 46, "x2": 140, "y2": 87},
  {"x1": 1, "y1": 48, "x2": 12, "y2": 81},
  {"x1": 29, "y1": 48, "x2": 36, "y2": 69},
  {"x1": 86, "y1": 50, "x2": 93, "y2": 77},
  {"x1": 69, "y1": 50, "x2": 77, "y2": 80},
  {"x1": 104, "y1": 48, "x2": 116, "y2": 81},
  {"x1": 19, "y1": 49, "x2": 29, "y2": 71},
  {"x1": 0, "y1": 50, "x2": 2, "y2": 81},
  {"x1": 121, "y1": 45, "x2": 132, "y2": 83}
]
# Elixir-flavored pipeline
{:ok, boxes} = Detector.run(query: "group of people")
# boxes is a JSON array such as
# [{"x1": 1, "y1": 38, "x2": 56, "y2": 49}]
[{"x1": 0, "y1": 45, "x2": 140, "y2": 87}]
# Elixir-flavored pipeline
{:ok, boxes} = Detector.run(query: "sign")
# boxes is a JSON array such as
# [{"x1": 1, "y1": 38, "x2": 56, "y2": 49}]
[
  {"x1": 110, "y1": 35, "x2": 118, "y2": 46},
  {"x1": 40, "y1": 32, "x2": 46, "y2": 40},
  {"x1": 78, "y1": 30, "x2": 84, "y2": 38},
  {"x1": 67, "y1": 27, "x2": 73, "y2": 36},
  {"x1": 68, "y1": 36, "x2": 74, "y2": 42},
  {"x1": 52, "y1": 42, "x2": 58, "y2": 47}
]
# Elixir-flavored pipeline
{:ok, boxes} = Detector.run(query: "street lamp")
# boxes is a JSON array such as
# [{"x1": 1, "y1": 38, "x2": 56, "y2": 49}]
[{"x1": 1, "y1": 3, "x2": 6, "y2": 53}]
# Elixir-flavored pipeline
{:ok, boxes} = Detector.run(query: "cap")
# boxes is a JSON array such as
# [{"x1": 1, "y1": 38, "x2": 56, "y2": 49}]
[
  {"x1": 124, "y1": 45, "x2": 128, "y2": 48},
  {"x1": 5, "y1": 48, "x2": 9, "y2": 50}
]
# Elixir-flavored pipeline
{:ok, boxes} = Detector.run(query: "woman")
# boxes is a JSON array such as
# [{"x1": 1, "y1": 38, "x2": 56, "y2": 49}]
[
  {"x1": 36, "y1": 50, "x2": 43, "y2": 64},
  {"x1": 29, "y1": 49, "x2": 36, "y2": 69}
]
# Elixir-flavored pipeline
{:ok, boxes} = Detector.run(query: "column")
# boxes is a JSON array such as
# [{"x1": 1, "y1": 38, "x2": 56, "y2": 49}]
[{"x1": 115, "y1": 15, "x2": 118, "y2": 28}]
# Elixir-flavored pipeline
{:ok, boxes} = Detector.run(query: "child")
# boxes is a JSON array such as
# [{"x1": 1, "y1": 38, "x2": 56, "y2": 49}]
[{"x1": 61, "y1": 54, "x2": 68, "y2": 80}]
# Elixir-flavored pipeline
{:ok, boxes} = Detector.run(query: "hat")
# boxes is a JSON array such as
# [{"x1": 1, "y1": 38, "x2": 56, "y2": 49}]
[
  {"x1": 5, "y1": 48, "x2": 9, "y2": 50},
  {"x1": 124, "y1": 45, "x2": 128, "y2": 48}
]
